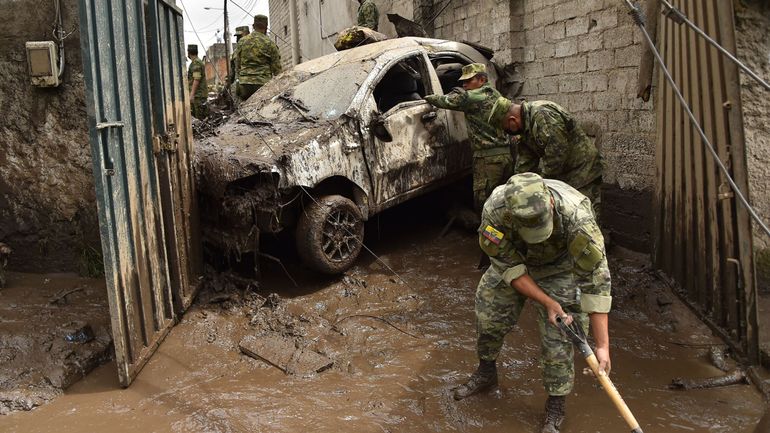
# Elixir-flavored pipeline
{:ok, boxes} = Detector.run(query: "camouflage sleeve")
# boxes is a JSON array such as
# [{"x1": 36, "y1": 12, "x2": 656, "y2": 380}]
[
  {"x1": 531, "y1": 110, "x2": 572, "y2": 179},
  {"x1": 425, "y1": 88, "x2": 467, "y2": 111},
  {"x1": 358, "y1": 3, "x2": 378, "y2": 29},
  {"x1": 270, "y1": 42, "x2": 282, "y2": 76},
  {"x1": 190, "y1": 61, "x2": 203, "y2": 81},
  {"x1": 567, "y1": 208, "x2": 612, "y2": 313},
  {"x1": 479, "y1": 226, "x2": 527, "y2": 287},
  {"x1": 514, "y1": 138, "x2": 541, "y2": 174}
]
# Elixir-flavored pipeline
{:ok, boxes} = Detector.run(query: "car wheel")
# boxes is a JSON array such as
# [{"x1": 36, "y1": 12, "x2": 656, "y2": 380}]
[{"x1": 296, "y1": 194, "x2": 364, "y2": 274}]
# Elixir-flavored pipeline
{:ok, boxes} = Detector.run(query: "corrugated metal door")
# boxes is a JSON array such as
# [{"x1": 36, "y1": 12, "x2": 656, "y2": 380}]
[
  {"x1": 654, "y1": 0, "x2": 758, "y2": 361},
  {"x1": 78, "y1": 0, "x2": 202, "y2": 386}
]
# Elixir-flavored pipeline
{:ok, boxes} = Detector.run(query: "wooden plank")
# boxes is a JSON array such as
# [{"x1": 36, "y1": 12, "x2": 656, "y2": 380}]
[
  {"x1": 717, "y1": 0, "x2": 759, "y2": 362},
  {"x1": 661, "y1": 5, "x2": 677, "y2": 276},
  {"x1": 239, "y1": 334, "x2": 334, "y2": 375},
  {"x1": 680, "y1": 0, "x2": 697, "y2": 302},
  {"x1": 670, "y1": 0, "x2": 685, "y2": 285},
  {"x1": 694, "y1": 0, "x2": 720, "y2": 319}
]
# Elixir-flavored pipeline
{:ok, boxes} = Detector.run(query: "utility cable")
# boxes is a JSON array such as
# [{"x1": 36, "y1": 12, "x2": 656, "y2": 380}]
[
  {"x1": 180, "y1": 0, "x2": 418, "y2": 290},
  {"x1": 227, "y1": 0, "x2": 313, "y2": 62},
  {"x1": 660, "y1": 0, "x2": 770, "y2": 92},
  {"x1": 623, "y1": 0, "x2": 770, "y2": 239}
]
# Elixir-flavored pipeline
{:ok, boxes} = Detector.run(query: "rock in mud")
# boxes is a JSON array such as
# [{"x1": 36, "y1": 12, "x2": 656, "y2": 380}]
[{"x1": 239, "y1": 333, "x2": 333, "y2": 375}]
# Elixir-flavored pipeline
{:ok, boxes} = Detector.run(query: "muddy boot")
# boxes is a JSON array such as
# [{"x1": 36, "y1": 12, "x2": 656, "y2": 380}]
[
  {"x1": 541, "y1": 395, "x2": 566, "y2": 433},
  {"x1": 452, "y1": 359, "x2": 497, "y2": 400}
]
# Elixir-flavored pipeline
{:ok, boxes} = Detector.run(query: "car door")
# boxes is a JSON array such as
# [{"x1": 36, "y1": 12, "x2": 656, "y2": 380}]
[{"x1": 359, "y1": 52, "x2": 457, "y2": 210}]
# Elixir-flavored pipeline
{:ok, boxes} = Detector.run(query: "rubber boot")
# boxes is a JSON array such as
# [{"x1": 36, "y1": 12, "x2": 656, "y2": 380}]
[
  {"x1": 453, "y1": 359, "x2": 498, "y2": 400},
  {"x1": 541, "y1": 395, "x2": 566, "y2": 433}
]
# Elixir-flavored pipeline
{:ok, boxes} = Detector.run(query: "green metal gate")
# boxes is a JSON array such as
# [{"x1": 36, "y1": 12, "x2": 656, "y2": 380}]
[{"x1": 78, "y1": 0, "x2": 202, "y2": 386}]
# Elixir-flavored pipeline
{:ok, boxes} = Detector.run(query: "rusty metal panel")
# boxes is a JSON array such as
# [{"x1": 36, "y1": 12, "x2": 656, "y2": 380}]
[
  {"x1": 654, "y1": 0, "x2": 758, "y2": 360},
  {"x1": 78, "y1": 0, "x2": 201, "y2": 386}
]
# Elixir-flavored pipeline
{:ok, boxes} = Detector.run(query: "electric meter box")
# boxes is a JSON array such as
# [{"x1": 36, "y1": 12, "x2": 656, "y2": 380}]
[{"x1": 25, "y1": 41, "x2": 60, "y2": 87}]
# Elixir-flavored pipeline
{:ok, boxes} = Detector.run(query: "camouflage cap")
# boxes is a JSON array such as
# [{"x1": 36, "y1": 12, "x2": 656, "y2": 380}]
[
  {"x1": 253, "y1": 14, "x2": 268, "y2": 26},
  {"x1": 235, "y1": 26, "x2": 249, "y2": 36},
  {"x1": 504, "y1": 173, "x2": 554, "y2": 244},
  {"x1": 459, "y1": 63, "x2": 486, "y2": 81},
  {"x1": 487, "y1": 96, "x2": 513, "y2": 127}
]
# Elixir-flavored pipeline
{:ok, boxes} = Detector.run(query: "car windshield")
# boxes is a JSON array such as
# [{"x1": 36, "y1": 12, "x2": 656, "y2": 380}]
[{"x1": 240, "y1": 60, "x2": 374, "y2": 123}]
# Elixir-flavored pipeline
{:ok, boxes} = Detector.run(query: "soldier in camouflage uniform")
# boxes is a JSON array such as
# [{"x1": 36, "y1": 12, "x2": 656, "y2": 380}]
[
  {"x1": 454, "y1": 172, "x2": 612, "y2": 433},
  {"x1": 425, "y1": 63, "x2": 513, "y2": 212},
  {"x1": 227, "y1": 26, "x2": 250, "y2": 93},
  {"x1": 187, "y1": 44, "x2": 208, "y2": 119},
  {"x1": 235, "y1": 14, "x2": 282, "y2": 101},
  {"x1": 357, "y1": 0, "x2": 379, "y2": 31},
  {"x1": 488, "y1": 97, "x2": 604, "y2": 221}
]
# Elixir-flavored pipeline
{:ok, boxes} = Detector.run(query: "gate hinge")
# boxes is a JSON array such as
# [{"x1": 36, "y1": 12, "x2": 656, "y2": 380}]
[{"x1": 153, "y1": 124, "x2": 179, "y2": 154}]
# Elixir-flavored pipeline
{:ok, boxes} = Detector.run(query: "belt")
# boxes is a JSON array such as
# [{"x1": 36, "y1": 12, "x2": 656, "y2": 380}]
[{"x1": 473, "y1": 146, "x2": 511, "y2": 158}]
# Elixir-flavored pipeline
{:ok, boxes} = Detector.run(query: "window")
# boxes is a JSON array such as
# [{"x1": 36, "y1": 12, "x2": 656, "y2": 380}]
[
  {"x1": 373, "y1": 55, "x2": 432, "y2": 113},
  {"x1": 430, "y1": 54, "x2": 470, "y2": 94}
]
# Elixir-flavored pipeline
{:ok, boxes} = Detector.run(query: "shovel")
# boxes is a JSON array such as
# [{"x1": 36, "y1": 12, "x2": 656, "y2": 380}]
[{"x1": 556, "y1": 316, "x2": 643, "y2": 433}]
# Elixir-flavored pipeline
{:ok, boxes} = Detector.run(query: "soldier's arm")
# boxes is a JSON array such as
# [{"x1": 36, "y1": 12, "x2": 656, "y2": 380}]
[
  {"x1": 531, "y1": 110, "x2": 572, "y2": 179},
  {"x1": 190, "y1": 63, "x2": 203, "y2": 98},
  {"x1": 270, "y1": 43, "x2": 282, "y2": 76},
  {"x1": 424, "y1": 88, "x2": 467, "y2": 111},
  {"x1": 514, "y1": 138, "x2": 540, "y2": 174}
]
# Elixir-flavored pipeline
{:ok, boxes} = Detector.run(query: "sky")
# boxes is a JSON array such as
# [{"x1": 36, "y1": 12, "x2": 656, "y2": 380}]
[{"x1": 178, "y1": 0, "x2": 269, "y2": 54}]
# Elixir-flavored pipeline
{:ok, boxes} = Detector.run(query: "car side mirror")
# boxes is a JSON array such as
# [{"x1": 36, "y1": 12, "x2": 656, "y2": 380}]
[{"x1": 370, "y1": 114, "x2": 392, "y2": 142}]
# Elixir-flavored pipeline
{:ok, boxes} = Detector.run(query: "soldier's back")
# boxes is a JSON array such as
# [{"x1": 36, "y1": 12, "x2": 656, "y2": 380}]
[{"x1": 237, "y1": 32, "x2": 280, "y2": 87}]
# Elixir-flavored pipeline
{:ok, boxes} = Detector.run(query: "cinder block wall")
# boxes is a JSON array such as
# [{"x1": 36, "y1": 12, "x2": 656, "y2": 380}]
[
  {"x1": 269, "y1": 0, "x2": 295, "y2": 70},
  {"x1": 432, "y1": 0, "x2": 656, "y2": 251}
]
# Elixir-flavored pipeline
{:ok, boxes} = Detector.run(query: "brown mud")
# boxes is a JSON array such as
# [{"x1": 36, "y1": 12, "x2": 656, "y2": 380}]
[
  {"x1": 0, "y1": 194, "x2": 766, "y2": 432},
  {"x1": 0, "y1": 273, "x2": 111, "y2": 415}
]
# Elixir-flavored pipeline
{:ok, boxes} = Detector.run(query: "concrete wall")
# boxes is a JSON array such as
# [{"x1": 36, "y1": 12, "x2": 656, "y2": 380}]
[
  {"x1": 0, "y1": 0, "x2": 99, "y2": 272},
  {"x1": 735, "y1": 0, "x2": 770, "y2": 290},
  {"x1": 431, "y1": 0, "x2": 656, "y2": 250}
]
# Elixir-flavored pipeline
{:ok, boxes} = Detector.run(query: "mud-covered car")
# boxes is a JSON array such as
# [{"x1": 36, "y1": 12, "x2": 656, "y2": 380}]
[{"x1": 196, "y1": 37, "x2": 498, "y2": 274}]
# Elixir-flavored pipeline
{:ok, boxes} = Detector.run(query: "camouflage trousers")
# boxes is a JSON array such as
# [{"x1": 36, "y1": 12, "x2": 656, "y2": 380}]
[
  {"x1": 475, "y1": 266, "x2": 589, "y2": 396},
  {"x1": 237, "y1": 83, "x2": 262, "y2": 101},
  {"x1": 577, "y1": 177, "x2": 602, "y2": 223},
  {"x1": 191, "y1": 97, "x2": 208, "y2": 120},
  {"x1": 472, "y1": 152, "x2": 514, "y2": 212}
]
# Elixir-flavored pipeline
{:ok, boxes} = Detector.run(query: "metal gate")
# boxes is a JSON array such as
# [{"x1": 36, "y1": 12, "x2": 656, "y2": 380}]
[
  {"x1": 653, "y1": 0, "x2": 758, "y2": 361},
  {"x1": 78, "y1": 0, "x2": 202, "y2": 386}
]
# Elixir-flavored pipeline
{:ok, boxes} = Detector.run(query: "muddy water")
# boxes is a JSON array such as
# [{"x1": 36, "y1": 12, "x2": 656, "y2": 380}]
[{"x1": 0, "y1": 196, "x2": 765, "y2": 432}]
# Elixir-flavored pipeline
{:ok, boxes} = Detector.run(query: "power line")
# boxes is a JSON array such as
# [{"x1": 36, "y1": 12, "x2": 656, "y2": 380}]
[{"x1": 179, "y1": 0, "x2": 417, "y2": 289}]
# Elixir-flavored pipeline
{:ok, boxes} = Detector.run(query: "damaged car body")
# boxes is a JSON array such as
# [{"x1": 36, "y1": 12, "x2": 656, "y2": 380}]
[{"x1": 196, "y1": 37, "x2": 498, "y2": 274}]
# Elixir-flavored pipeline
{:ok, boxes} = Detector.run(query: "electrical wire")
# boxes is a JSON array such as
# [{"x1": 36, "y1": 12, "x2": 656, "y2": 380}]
[
  {"x1": 179, "y1": 0, "x2": 417, "y2": 289},
  {"x1": 623, "y1": 0, "x2": 770, "y2": 239}
]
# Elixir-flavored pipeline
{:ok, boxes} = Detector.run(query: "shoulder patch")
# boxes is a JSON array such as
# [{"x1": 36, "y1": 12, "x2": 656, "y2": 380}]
[{"x1": 482, "y1": 225, "x2": 504, "y2": 245}]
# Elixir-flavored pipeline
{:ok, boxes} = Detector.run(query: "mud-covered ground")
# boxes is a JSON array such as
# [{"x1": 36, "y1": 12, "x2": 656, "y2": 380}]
[
  {"x1": 0, "y1": 273, "x2": 111, "y2": 415},
  {"x1": 0, "y1": 193, "x2": 767, "y2": 432}
]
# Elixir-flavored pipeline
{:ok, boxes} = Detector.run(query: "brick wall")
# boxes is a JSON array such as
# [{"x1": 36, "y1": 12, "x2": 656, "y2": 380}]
[
  {"x1": 269, "y1": 0, "x2": 295, "y2": 70},
  {"x1": 429, "y1": 0, "x2": 656, "y2": 250}
]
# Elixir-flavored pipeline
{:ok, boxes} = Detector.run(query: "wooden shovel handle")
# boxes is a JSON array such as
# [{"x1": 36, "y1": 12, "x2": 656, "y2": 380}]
[{"x1": 585, "y1": 353, "x2": 643, "y2": 433}]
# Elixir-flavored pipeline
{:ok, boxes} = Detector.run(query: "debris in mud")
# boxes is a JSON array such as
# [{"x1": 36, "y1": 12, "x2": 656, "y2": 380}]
[
  {"x1": 0, "y1": 242, "x2": 10, "y2": 288},
  {"x1": 239, "y1": 333, "x2": 333, "y2": 375},
  {"x1": 709, "y1": 346, "x2": 731, "y2": 372},
  {"x1": 63, "y1": 323, "x2": 95, "y2": 344},
  {"x1": 192, "y1": 110, "x2": 229, "y2": 139},
  {"x1": 669, "y1": 368, "x2": 749, "y2": 390},
  {"x1": 48, "y1": 287, "x2": 84, "y2": 305}
]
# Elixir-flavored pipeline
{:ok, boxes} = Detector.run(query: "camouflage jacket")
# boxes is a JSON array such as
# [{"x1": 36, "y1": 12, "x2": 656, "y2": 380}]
[
  {"x1": 425, "y1": 84, "x2": 510, "y2": 156},
  {"x1": 235, "y1": 32, "x2": 282, "y2": 87},
  {"x1": 187, "y1": 57, "x2": 208, "y2": 100},
  {"x1": 515, "y1": 101, "x2": 602, "y2": 189},
  {"x1": 478, "y1": 179, "x2": 612, "y2": 313},
  {"x1": 357, "y1": 0, "x2": 379, "y2": 31}
]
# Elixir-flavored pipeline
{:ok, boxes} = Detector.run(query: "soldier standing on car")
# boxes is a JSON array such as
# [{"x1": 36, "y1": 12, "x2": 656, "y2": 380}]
[
  {"x1": 187, "y1": 44, "x2": 208, "y2": 119},
  {"x1": 227, "y1": 26, "x2": 251, "y2": 96},
  {"x1": 357, "y1": 0, "x2": 379, "y2": 31},
  {"x1": 488, "y1": 97, "x2": 604, "y2": 220},
  {"x1": 455, "y1": 172, "x2": 612, "y2": 433},
  {"x1": 425, "y1": 63, "x2": 513, "y2": 212},
  {"x1": 235, "y1": 14, "x2": 282, "y2": 101}
]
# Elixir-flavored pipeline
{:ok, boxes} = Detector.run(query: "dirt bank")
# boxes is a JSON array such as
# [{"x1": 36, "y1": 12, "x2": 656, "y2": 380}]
[{"x1": 0, "y1": 193, "x2": 764, "y2": 432}]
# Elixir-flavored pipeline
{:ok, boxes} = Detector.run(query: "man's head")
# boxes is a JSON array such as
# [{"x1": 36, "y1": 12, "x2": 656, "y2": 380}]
[
  {"x1": 253, "y1": 14, "x2": 268, "y2": 33},
  {"x1": 187, "y1": 44, "x2": 198, "y2": 59},
  {"x1": 505, "y1": 173, "x2": 554, "y2": 244},
  {"x1": 459, "y1": 63, "x2": 488, "y2": 90},
  {"x1": 488, "y1": 96, "x2": 523, "y2": 134},
  {"x1": 235, "y1": 26, "x2": 250, "y2": 41}
]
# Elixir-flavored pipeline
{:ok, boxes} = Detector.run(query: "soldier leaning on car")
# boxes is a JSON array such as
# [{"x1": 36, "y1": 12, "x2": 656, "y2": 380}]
[
  {"x1": 187, "y1": 44, "x2": 208, "y2": 119},
  {"x1": 424, "y1": 63, "x2": 513, "y2": 212},
  {"x1": 488, "y1": 97, "x2": 604, "y2": 221},
  {"x1": 455, "y1": 172, "x2": 612, "y2": 433},
  {"x1": 235, "y1": 14, "x2": 282, "y2": 101}
]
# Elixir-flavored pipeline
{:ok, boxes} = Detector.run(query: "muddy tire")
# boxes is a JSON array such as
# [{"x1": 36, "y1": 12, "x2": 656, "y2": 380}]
[{"x1": 296, "y1": 195, "x2": 364, "y2": 274}]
